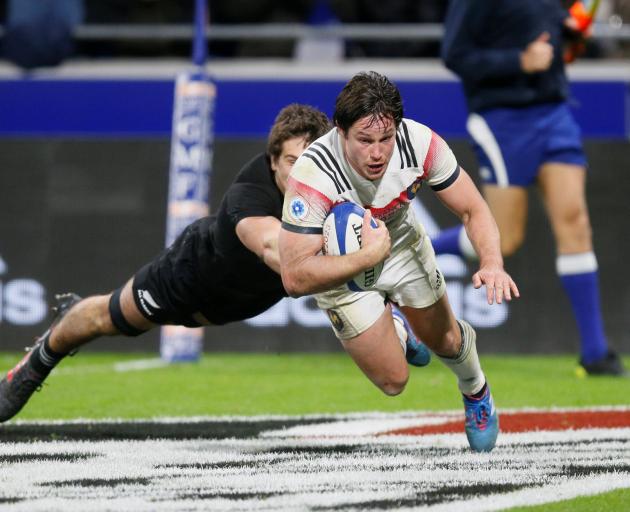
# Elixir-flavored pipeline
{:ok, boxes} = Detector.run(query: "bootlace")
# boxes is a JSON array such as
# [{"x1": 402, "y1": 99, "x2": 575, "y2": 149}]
[{"x1": 465, "y1": 399, "x2": 490, "y2": 431}]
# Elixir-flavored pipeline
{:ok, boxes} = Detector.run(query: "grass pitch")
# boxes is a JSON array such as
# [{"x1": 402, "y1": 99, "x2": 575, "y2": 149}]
[{"x1": 0, "y1": 352, "x2": 627, "y2": 420}]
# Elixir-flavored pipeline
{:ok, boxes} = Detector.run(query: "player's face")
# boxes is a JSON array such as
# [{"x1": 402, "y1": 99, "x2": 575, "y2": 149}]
[
  {"x1": 339, "y1": 115, "x2": 396, "y2": 181},
  {"x1": 271, "y1": 136, "x2": 309, "y2": 194}
]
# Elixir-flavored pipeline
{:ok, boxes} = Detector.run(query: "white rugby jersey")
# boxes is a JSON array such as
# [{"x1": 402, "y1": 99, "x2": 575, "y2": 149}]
[{"x1": 282, "y1": 118, "x2": 460, "y2": 252}]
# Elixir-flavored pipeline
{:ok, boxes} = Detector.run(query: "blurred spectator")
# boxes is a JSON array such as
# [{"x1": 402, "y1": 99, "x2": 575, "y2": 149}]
[
  {"x1": 3, "y1": 0, "x2": 83, "y2": 69},
  {"x1": 3, "y1": 0, "x2": 627, "y2": 61},
  {"x1": 294, "y1": 0, "x2": 344, "y2": 61},
  {"x1": 605, "y1": 0, "x2": 630, "y2": 57},
  {"x1": 330, "y1": 0, "x2": 447, "y2": 57},
  {"x1": 81, "y1": 0, "x2": 194, "y2": 58},
  {"x1": 209, "y1": 0, "x2": 314, "y2": 58}
]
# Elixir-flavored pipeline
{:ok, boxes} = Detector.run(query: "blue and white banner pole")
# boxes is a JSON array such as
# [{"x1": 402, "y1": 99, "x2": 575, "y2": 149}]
[{"x1": 160, "y1": 0, "x2": 216, "y2": 363}]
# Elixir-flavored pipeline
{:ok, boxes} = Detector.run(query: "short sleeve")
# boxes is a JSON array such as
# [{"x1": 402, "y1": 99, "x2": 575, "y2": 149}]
[
  {"x1": 281, "y1": 156, "x2": 336, "y2": 234},
  {"x1": 226, "y1": 183, "x2": 277, "y2": 225},
  {"x1": 423, "y1": 130, "x2": 460, "y2": 191}
]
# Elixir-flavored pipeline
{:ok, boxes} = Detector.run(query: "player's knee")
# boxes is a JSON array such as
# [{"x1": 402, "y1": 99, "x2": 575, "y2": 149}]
[
  {"x1": 379, "y1": 370, "x2": 409, "y2": 396},
  {"x1": 555, "y1": 207, "x2": 592, "y2": 250},
  {"x1": 567, "y1": 209, "x2": 592, "y2": 238}
]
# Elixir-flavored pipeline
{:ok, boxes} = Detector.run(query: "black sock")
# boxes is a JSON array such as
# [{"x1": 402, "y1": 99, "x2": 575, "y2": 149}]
[{"x1": 29, "y1": 336, "x2": 65, "y2": 376}]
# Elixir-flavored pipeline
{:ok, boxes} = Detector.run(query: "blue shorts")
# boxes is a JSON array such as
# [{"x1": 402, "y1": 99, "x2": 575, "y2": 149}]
[{"x1": 466, "y1": 102, "x2": 587, "y2": 187}]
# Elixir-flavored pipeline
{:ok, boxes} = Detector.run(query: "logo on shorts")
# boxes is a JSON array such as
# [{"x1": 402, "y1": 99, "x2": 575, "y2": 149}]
[
  {"x1": 289, "y1": 197, "x2": 309, "y2": 221},
  {"x1": 327, "y1": 309, "x2": 344, "y2": 332},
  {"x1": 138, "y1": 289, "x2": 161, "y2": 316}
]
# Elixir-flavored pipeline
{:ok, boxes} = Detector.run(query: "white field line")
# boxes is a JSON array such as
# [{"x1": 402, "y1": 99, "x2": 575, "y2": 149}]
[
  {"x1": 113, "y1": 358, "x2": 169, "y2": 372},
  {"x1": 6, "y1": 405, "x2": 630, "y2": 426},
  {"x1": 49, "y1": 358, "x2": 168, "y2": 376}
]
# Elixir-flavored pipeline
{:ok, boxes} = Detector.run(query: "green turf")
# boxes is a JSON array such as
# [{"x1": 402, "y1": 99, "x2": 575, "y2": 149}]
[
  {"x1": 507, "y1": 488, "x2": 630, "y2": 512},
  {"x1": 0, "y1": 352, "x2": 628, "y2": 420}
]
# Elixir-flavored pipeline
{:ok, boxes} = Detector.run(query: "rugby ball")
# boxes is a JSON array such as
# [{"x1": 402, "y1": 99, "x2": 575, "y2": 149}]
[{"x1": 322, "y1": 202, "x2": 384, "y2": 291}]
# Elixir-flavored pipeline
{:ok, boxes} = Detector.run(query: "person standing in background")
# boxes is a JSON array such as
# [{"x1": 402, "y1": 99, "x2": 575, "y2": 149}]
[{"x1": 435, "y1": 0, "x2": 626, "y2": 376}]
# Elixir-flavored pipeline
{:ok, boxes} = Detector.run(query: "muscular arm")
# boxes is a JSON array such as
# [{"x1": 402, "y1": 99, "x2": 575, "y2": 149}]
[
  {"x1": 235, "y1": 216, "x2": 282, "y2": 274},
  {"x1": 435, "y1": 168, "x2": 519, "y2": 304},
  {"x1": 278, "y1": 211, "x2": 390, "y2": 297}
]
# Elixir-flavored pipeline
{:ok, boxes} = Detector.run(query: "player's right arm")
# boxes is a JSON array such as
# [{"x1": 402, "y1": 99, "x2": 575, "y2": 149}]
[{"x1": 279, "y1": 209, "x2": 389, "y2": 297}]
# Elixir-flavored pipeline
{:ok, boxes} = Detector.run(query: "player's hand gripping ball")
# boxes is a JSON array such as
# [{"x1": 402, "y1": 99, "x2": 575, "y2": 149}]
[{"x1": 322, "y1": 202, "x2": 384, "y2": 291}]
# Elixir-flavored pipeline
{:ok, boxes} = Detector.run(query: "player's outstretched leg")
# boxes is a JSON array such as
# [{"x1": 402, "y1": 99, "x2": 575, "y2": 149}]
[
  {"x1": 391, "y1": 305, "x2": 431, "y2": 367},
  {"x1": 438, "y1": 319, "x2": 499, "y2": 452},
  {"x1": 0, "y1": 293, "x2": 81, "y2": 422}
]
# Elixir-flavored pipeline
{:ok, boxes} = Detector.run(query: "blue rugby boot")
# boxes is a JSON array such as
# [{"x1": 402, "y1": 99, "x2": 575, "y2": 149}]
[
  {"x1": 391, "y1": 306, "x2": 431, "y2": 367},
  {"x1": 463, "y1": 383, "x2": 499, "y2": 452}
]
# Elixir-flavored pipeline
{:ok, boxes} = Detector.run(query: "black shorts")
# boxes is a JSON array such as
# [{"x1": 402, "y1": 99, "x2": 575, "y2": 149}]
[{"x1": 131, "y1": 218, "x2": 211, "y2": 328}]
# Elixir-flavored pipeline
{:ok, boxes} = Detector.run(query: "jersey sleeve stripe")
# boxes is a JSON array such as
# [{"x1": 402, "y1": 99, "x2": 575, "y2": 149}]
[
  {"x1": 430, "y1": 165, "x2": 460, "y2": 191},
  {"x1": 287, "y1": 176, "x2": 334, "y2": 208},
  {"x1": 313, "y1": 142, "x2": 352, "y2": 190},
  {"x1": 281, "y1": 221, "x2": 323, "y2": 235},
  {"x1": 304, "y1": 153, "x2": 343, "y2": 194},
  {"x1": 401, "y1": 121, "x2": 419, "y2": 168}
]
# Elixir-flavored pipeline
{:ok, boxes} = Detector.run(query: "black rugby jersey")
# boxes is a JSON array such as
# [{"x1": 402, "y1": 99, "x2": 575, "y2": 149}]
[{"x1": 194, "y1": 153, "x2": 288, "y2": 324}]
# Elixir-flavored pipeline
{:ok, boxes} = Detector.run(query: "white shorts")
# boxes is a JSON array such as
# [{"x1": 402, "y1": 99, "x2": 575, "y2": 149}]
[{"x1": 315, "y1": 236, "x2": 446, "y2": 340}]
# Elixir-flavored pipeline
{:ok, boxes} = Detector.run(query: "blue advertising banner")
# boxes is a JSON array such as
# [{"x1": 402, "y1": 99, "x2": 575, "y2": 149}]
[{"x1": 0, "y1": 78, "x2": 627, "y2": 138}]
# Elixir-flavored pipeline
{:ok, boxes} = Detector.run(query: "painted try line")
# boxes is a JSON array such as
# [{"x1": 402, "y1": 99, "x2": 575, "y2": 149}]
[
  {"x1": 0, "y1": 409, "x2": 629, "y2": 511},
  {"x1": 2, "y1": 406, "x2": 630, "y2": 442}
]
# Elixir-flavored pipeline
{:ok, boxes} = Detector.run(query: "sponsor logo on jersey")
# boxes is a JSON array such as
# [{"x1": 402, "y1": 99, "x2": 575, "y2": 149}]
[{"x1": 289, "y1": 197, "x2": 309, "y2": 221}]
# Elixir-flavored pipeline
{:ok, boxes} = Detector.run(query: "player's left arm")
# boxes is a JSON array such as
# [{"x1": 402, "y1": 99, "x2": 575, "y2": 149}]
[
  {"x1": 235, "y1": 216, "x2": 282, "y2": 274},
  {"x1": 435, "y1": 168, "x2": 520, "y2": 305}
]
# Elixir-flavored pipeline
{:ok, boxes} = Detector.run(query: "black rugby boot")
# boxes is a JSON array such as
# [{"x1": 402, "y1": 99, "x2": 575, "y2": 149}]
[
  {"x1": 0, "y1": 293, "x2": 82, "y2": 422},
  {"x1": 580, "y1": 350, "x2": 627, "y2": 377}
]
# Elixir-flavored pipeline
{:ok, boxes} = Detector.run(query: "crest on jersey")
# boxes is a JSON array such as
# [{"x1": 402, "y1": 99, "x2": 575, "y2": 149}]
[
  {"x1": 289, "y1": 197, "x2": 309, "y2": 221},
  {"x1": 406, "y1": 178, "x2": 423, "y2": 200}
]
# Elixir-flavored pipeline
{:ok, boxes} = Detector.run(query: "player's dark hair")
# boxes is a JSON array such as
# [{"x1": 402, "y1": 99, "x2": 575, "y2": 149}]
[
  {"x1": 267, "y1": 104, "x2": 331, "y2": 160},
  {"x1": 333, "y1": 71, "x2": 403, "y2": 133}
]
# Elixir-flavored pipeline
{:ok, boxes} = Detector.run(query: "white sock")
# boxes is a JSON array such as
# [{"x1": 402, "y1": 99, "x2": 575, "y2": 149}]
[{"x1": 437, "y1": 319, "x2": 485, "y2": 395}]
